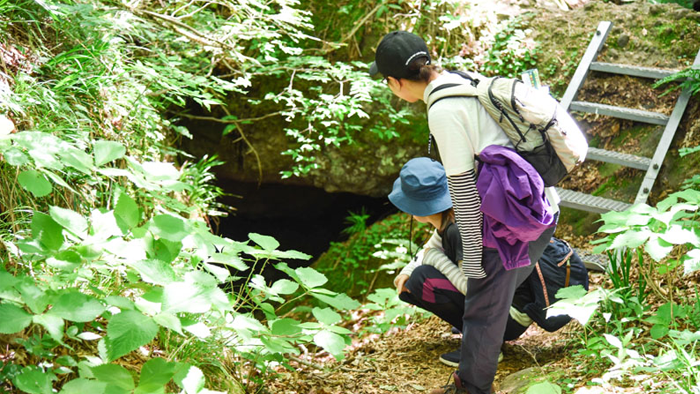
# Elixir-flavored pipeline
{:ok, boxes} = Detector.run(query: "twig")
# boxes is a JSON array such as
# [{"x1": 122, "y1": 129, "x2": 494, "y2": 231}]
[
  {"x1": 175, "y1": 111, "x2": 283, "y2": 124},
  {"x1": 339, "y1": 3, "x2": 383, "y2": 44}
]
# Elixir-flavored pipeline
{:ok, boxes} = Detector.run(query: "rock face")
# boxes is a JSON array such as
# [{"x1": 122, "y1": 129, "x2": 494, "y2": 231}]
[{"x1": 180, "y1": 0, "x2": 700, "y2": 199}]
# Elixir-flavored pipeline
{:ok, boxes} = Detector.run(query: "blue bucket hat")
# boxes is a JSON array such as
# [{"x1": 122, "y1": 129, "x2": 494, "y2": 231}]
[{"x1": 388, "y1": 158, "x2": 452, "y2": 217}]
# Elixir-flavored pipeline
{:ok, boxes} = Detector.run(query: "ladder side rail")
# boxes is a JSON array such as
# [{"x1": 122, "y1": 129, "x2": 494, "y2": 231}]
[
  {"x1": 561, "y1": 21, "x2": 613, "y2": 110},
  {"x1": 634, "y1": 50, "x2": 700, "y2": 205}
]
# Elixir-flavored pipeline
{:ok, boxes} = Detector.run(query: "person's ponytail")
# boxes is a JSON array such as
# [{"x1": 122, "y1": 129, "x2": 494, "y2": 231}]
[{"x1": 406, "y1": 57, "x2": 442, "y2": 83}]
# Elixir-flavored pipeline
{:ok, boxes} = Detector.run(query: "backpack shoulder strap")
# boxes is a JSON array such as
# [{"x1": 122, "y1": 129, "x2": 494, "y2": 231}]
[{"x1": 426, "y1": 70, "x2": 483, "y2": 110}]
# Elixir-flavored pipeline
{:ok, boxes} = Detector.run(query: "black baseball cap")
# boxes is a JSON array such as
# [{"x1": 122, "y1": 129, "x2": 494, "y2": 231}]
[{"x1": 369, "y1": 31, "x2": 431, "y2": 80}]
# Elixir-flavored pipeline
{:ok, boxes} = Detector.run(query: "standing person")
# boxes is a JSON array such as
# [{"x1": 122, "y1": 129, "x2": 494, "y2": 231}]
[{"x1": 370, "y1": 31, "x2": 560, "y2": 394}]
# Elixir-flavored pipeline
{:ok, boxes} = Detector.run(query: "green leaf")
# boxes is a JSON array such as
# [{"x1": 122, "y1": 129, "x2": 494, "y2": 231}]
[
  {"x1": 150, "y1": 214, "x2": 189, "y2": 242},
  {"x1": 312, "y1": 307, "x2": 342, "y2": 326},
  {"x1": 526, "y1": 382, "x2": 561, "y2": 394},
  {"x1": 154, "y1": 313, "x2": 184, "y2": 335},
  {"x1": 0, "y1": 303, "x2": 32, "y2": 334},
  {"x1": 295, "y1": 267, "x2": 328, "y2": 288},
  {"x1": 50, "y1": 206, "x2": 88, "y2": 237},
  {"x1": 17, "y1": 281, "x2": 48, "y2": 314},
  {"x1": 313, "y1": 330, "x2": 346, "y2": 360},
  {"x1": 13, "y1": 368, "x2": 56, "y2": 394},
  {"x1": 59, "y1": 378, "x2": 107, "y2": 394},
  {"x1": 650, "y1": 324, "x2": 669, "y2": 339},
  {"x1": 58, "y1": 145, "x2": 94, "y2": 174},
  {"x1": 684, "y1": 248, "x2": 700, "y2": 275},
  {"x1": 610, "y1": 229, "x2": 651, "y2": 250},
  {"x1": 18, "y1": 170, "x2": 52, "y2": 197},
  {"x1": 105, "y1": 296, "x2": 135, "y2": 311},
  {"x1": 94, "y1": 140, "x2": 126, "y2": 166},
  {"x1": 162, "y1": 272, "x2": 229, "y2": 314},
  {"x1": 555, "y1": 285, "x2": 588, "y2": 300},
  {"x1": 32, "y1": 313, "x2": 65, "y2": 344},
  {"x1": 129, "y1": 259, "x2": 178, "y2": 286},
  {"x1": 91, "y1": 364, "x2": 135, "y2": 394},
  {"x1": 311, "y1": 292, "x2": 361, "y2": 310},
  {"x1": 660, "y1": 225, "x2": 700, "y2": 246},
  {"x1": 105, "y1": 311, "x2": 159, "y2": 362},
  {"x1": 249, "y1": 233, "x2": 279, "y2": 251},
  {"x1": 114, "y1": 190, "x2": 140, "y2": 231},
  {"x1": 271, "y1": 318, "x2": 302, "y2": 336},
  {"x1": 46, "y1": 250, "x2": 82, "y2": 271},
  {"x1": 270, "y1": 279, "x2": 299, "y2": 295},
  {"x1": 52, "y1": 291, "x2": 105, "y2": 322},
  {"x1": 31, "y1": 211, "x2": 64, "y2": 251},
  {"x1": 137, "y1": 358, "x2": 176, "y2": 392},
  {"x1": 645, "y1": 236, "x2": 674, "y2": 262},
  {"x1": 176, "y1": 366, "x2": 205, "y2": 394}
]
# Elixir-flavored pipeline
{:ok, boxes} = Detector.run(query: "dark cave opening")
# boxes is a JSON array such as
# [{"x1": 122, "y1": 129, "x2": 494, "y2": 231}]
[{"x1": 215, "y1": 181, "x2": 398, "y2": 280}]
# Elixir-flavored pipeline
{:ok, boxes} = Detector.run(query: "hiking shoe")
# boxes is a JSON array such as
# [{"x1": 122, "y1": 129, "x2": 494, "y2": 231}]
[
  {"x1": 439, "y1": 350, "x2": 460, "y2": 367},
  {"x1": 429, "y1": 372, "x2": 469, "y2": 394},
  {"x1": 439, "y1": 350, "x2": 504, "y2": 367}
]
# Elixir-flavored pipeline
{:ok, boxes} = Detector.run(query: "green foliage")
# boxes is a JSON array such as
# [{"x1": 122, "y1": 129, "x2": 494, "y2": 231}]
[
  {"x1": 480, "y1": 18, "x2": 539, "y2": 78},
  {"x1": 653, "y1": 65, "x2": 700, "y2": 97}
]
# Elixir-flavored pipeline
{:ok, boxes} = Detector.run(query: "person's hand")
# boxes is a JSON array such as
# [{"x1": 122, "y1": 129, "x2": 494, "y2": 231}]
[{"x1": 395, "y1": 274, "x2": 410, "y2": 295}]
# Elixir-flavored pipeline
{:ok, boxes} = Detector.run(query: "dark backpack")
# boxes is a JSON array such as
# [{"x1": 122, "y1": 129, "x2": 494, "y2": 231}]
[
  {"x1": 515, "y1": 237, "x2": 589, "y2": 332},
  {"x1": 426, "y1": 70, "x2": 588, "y2": 187}
]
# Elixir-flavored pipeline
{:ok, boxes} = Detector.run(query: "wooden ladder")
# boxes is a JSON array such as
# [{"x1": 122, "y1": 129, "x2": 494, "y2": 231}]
[{"x1": 556, "y1": 21, "x2": 700, "y2": 214}]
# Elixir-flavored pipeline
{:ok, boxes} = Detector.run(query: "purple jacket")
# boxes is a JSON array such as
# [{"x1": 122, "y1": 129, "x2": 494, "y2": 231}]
[{"x1": 476, "y1": 145, "x2": 555, "y2": 270}]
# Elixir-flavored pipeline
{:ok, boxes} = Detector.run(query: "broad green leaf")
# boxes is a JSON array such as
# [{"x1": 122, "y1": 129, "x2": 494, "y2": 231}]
[
  {"x1": 650, "y1": 324, "x2": 669, "y2": 339},
  {"x1": 554, "y1": 285, "x2": 588, "y2": 300},
  {"x1": 162, "y1": 272, "x2": 229, "y2": 314},
  {"x1": 203, "y1": 263, "x2": 230, "y2": 282},
  {"x1": 0, "y1": 303, "x2": 32, "y2": 334},
  {"x1": 56, "y1": 355, "x2": 77, "y2": 367},
  {"x1": 57, "y1": 145, "x2": 94, "y2": 174},
  {"x1": 660, "y1": 225, "x2": 700, "y2": 246},
  {"x1": 610, "y1": 229, "x2": 651, "y2": 250},
  {"x1": 52, "y1": 292, "x2": 105, "y2": 322},
  {"x1": 603, "y1": 333, "x2": 622, "y2": 349},
  {"x1": 312, "y1": 307, "x2": 341, "y2": 326},
  {"x1": 154, "y1": 313, "x2": 184, "y2": 335},
  {"x1": 645, "y1": 236, "x2": 673, "y2": 262},
  {"x1": 271, "y1": 318, "x2": 302, "y2": 336},
  {"x1": 137, "y1": 358, "x2": 176, "y2": 392},
  {"x1": 295, "y1": 267, "x2": 328, "y2": 288},
  {"x1": 13, "y1": 368, "x2": 56, "y2": 394},
  {"x1": 206, "y1": 253, "x2": 248, "y2": 270},
  {"x1": 684, "y1": 248, "x2": 700, "y2": 275},
  {"x1": 17, "y1": 281, "x2": 48, "y2": 314},
  {"x1": 152, "y1": 238, "x2": 182, "y2": 264},
  {"x1": 18, "y1": 170, "x2": 52, "y2": 197},
  {"x1": 91, "y1": 364, "x2": 135, "y2": 394},
  {"x1": 50, "y1": 206, "x2": 88, "y2": 237},
  {"x1": 249, "y1": 233, "x2": 279, "y2": 251},
  {"x1": 31, "y1": 211, "x2": 64, "y2": 251},
  {"x1": 60, "y1": 378, "x2": 106, "y2": 394},
  {"x1": 105, "y1": 311, "x2": 159, "y2": 362},
  {"x1": 105, "y1": 296, "x2": 135, "y2": 311},
  {"x1": 0, "y1": 271, "x2": 18, "y2": 291},
  {"x1": 46, "y1": 250, "x2": 82, "y2": 271},
  {"x1": 311, "y1": 292, "x2": 361, "y2": 310},
  {"x1": 33, "y1": 313, "x2": 65, "y2": 344},
  {"x1": 150, "y1": 214, "x2": 189, "y2": 242},
  {"x1": 313, "y1": 330, "x2": 346, "y2": 360},
  {"x1": 77, "y1": 332, "x2": 102, "y2": 341},
  {"x1": 91, "y1": 209, "x2": 124, "y2": 240},
  {"x1": 94, "y1": 140, "x2": 126, "y2": 166},
  {"x1": 114, "y1": 190, "x2": 140, "y2": 231},
  {"x1": 525, "y1": 382, "x2": 561, "y2": 394},
  {"x1": 4, "y1": 147, "x2": 29, "y2": 166},
  {"x1": 129, "y1": 259, "x2": 178, "y2": 286},
  {"x1": 270, "y1": 279, "x2": 299, "y2": 295},
  {"x1": 177, "y1": 366, "x2": 205, "y2": 394},
  {"x1": 140, "y1": 161, "x2": 180, "y2": 181},
  {"x1": 183, "y1": 322, "x2": 211, "y2": 339}
]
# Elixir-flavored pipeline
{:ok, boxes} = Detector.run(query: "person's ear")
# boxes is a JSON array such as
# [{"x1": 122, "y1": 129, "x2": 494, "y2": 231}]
[{"x1": 386, "y1": 76, "x2": 398, "y2": 88}]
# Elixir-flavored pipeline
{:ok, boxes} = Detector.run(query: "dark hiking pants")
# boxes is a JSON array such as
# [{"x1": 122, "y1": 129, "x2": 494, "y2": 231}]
[
  {"x1": 458, "y1": 222, "x2": 557, "y2": 394},
  {"x1": 399, "y1": 264, "x2": 464, "y2": 330}
]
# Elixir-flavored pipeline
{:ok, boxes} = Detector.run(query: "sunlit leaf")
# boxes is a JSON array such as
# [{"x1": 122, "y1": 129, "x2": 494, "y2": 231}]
[
  {"x1": 31, "y1": 211, "x2": 64, "y2": 251},
  {"x1": 295, "y1": 267, "x2": 328, "y2": 288},
  {"x1": 50, "y1": 206, "x2": 88, "y2": 237},
  {"x1": 105, "y1": 311, "x2": 159, "y2": 362},
  {"x1": 270, "y1": 279, "x2": 299, "y2": 295},
  {"x1": 13, "y1": 368, "x2": 56, "y2": 394},
  {"x1": 18, "y1": 170, "x2": 52, "y2": 197},
  {"x1": 150, "y1": 214, "x2": 189, "y2": 242},
  {"x1": 271, "y1": 318, "x2": 302, "y2": 336},
  {"x1": 32, "y1": 313, "x2": 65, "y2": 344},
  {"x1": 52, "y1": 291, "x2": 105, "y2": 322},
  {"x1": 659, "y1": 225, "x2": 700, "y2": 246},
  {"x1": 114, "y1": 190, "x2": 140, "y2": 231},
  {"x1": 610, "y1": 229, "x2": 651, "y2": 250},
  {"x1": 137, "y1": 358, "x2": 176, "y2": 392},
  {"x1": 129, "y1": 259, "x2": 178, "y2": 286},
  {"x1": 311, "y1": 292, "x2": 361, "y2": 310},
  {"x1": 0, "y1": 303, "x2": 32, "y2": 334},
  {"x1": 94, "y1": 140, "x2": 126, "y2": 166},
  {"x1": 249, "y1": 233, "x2": 279, "y2": 251},
  {"x1": 154, "y1": 313, "x2": 184, "y2": 335},
  {"x1": 525, "y1": 382, "x2": 561, "y2": 394},
  {"x1": 313, "y1": 330, "x2": 346, "y2": 360},
  {"x1": 312, "y1": 307, "x2": 341, "y2": 326},
  {"x1": 645, "y1": 236, "x2": 673, "y2": 262},
  {"x1": 683, "y1": 248, "x2": 700, "y2": 275},
  {"x1": 91, "y1": 364, "x2": 135, "y2": 393},
  {"x1": 57, "y1": 145, "x2": 94, "y2": 174},
  {"x1": 59, "y1": 378, "x2": 106, "y2": 394}
]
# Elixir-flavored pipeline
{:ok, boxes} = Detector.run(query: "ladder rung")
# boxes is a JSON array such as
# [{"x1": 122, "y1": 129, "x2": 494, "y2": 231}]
[
  {"x1": 570, "y1": 101, "x2": 669, "y2": 125},
  {"x1": 574, "y1": 248, "x2": 609, "y2": 272},
  {"x1": 590, "y1": 62, "x2": 679, "y2": 79},
  {"x1": 586, "y1": 147, "x2": 651, "y2": 170},
  {"x1": 555, "y1": 187, "x2": 631, "y2": 214}
]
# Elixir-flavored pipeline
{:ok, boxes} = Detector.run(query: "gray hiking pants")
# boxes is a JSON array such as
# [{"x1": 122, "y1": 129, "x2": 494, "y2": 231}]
[{"x1": 458, "y1": 221, "x2": 557, "y2": 394}]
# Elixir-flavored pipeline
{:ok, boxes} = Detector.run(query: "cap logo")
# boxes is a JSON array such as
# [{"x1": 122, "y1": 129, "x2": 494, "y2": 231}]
[{"x1": 404, "y1": 51, "x2": 429, "y2": 66}]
